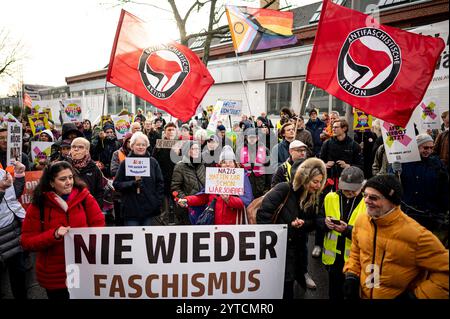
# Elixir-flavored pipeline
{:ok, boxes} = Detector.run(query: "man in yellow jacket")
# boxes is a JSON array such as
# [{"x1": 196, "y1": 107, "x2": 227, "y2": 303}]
[{"x1": 343, "y1": 174, "x2": 449, "y2": 299}]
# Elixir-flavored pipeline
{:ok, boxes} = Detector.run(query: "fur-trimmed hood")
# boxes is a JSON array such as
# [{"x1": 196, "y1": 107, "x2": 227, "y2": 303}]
[{"x1": 292, "y1": 157, "x2": 327, "y2": 192}]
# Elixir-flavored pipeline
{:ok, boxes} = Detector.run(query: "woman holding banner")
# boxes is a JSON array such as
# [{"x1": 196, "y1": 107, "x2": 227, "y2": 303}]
[
  {"x1": 21, "y1": 161, "x2": 104, "y2": 299},
  {"x1": 113, "y1": 132, "x2": 164, "y2": 226},
  {"x1": 257, "y1": 158, "x2": 327, "y2": 299},
  {"x1": 177, "y1": 146, "x2": 253, "y2": 224}
]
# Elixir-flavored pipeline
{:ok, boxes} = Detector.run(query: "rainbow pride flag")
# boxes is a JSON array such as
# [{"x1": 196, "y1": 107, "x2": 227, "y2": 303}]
[{"x1": 225, "y1": 5, "x2": 297, "y2": 53}]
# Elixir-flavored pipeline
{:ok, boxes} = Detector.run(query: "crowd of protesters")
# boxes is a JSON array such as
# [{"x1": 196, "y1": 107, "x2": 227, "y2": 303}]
[{"x1": 0, "y1": 106, "x2": 448, "y2": 300}]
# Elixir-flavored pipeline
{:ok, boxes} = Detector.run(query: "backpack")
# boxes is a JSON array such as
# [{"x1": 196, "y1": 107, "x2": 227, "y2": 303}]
[
  {"x1": 246, "y1": 188, "x2": 291, "y2": 224},
  {"x1": 246, "y1": 196, "x2": 265, "y2": 224}
]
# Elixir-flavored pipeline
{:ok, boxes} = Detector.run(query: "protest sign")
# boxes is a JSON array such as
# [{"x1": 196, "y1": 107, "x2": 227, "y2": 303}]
[
  {"x1": 220, "y1": 100, "x2": 242, "y2": 116},
  {"x1": 155, "y1": 139, "x2": 187, "y2": 149},
  {"x1": 381, "y1": 119, "x2": 420, "y2": 164},
  {"x1": 353, "y1": 109, "x2": 372, "y2": 132},
  {"x1": 412, "y1": 96, "x2": 442, "y2": 131},
  {"x1": 61, "y1": 99, "x2": 83, "y2": 123},
  {"x1": 28, "y1": 114, "x2": 50, "y2": 136},
  {"x1": 30, "y1": 142, "x2": 54, "y2": 166},
  {"x1": 19, "y1": 171, "x2": 43, "y2": 210},
  {"x1": 125, "y1": 157, "x2": 150, "y2": 177},
  {"x1": 205, "y1": 167, "x2": 244, "y2": 196},
  {"x1": 7, "y1": 122, "x2": 22, "y2": 166},
  {"x1": 64, "y1": 225, "x2": 287, "y2": 299},
  {"x1": 112, "y1": 115, "x2": 130, "y2": 140}
]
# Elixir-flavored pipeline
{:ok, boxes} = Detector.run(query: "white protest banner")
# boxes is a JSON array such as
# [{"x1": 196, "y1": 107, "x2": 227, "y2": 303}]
[
  {"x1": 125, "y1": 157, "x2": 150, "y2": 177},
  {"x1": 411, "y1": 21, "x2": 449, "y2": 120},
  {"x1": 381, "y1": 119, "x2": 420, "y2": 164},
  {"x1": 61, "y1": 99, "x2": 83, "y2": 123},
  {"x1": 111, "y1": 115, "x2": 130, "y2": 140},
  {"x1": 205, "y1": 167, "x2": 244, "y2": 196},
  {"x1": 412, "y1": 96, "x2": 442, "y2": 131},
  {"x1": 30, "y1": 142, "x2": 54, "y2": 166},
  {"x1": 64, "y1": 225, "x2": 287, "y2": 299},
  {"x1": 220, "y1": 100, "x2": 242, "y2": 117},
  {"x1": 7, "y1": 122, "x2": 22, "y2": 166}
]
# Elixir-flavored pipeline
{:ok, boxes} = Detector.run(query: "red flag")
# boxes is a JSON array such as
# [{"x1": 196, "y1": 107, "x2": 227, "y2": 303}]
[
  {"x1": 23, "y1": 93, "x2": 32, "y2": 108},
  {"x1": 306, "y1": 0, "x2": 445, "y2": 128},
  {"x1": 107, "y1": 10, "x2": 214, "y2": 122}
]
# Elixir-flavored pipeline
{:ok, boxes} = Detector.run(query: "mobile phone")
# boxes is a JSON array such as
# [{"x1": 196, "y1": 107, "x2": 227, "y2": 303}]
[{"x1": 330, "y1": 218, "x2": 341, "y2": 225}]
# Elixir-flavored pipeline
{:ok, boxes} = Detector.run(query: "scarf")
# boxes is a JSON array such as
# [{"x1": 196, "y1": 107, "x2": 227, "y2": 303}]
[{"x1": 70, "y1": 153, "x2": 91, "y2": 169}]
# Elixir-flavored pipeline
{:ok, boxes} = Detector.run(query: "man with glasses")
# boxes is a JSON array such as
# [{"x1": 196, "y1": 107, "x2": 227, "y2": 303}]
[
  {"x1": 343, "y1": 174, "x2": 448, "y2": 299},
  {"x1": 320, "y1": 119, "x2": 363, "y2": 191},
  {"x1": 271, "y1": 140, "x2": 308, "y2": 187},
  {"x1": 393, "y1": 133, "x2": 449, "y2": 246}
]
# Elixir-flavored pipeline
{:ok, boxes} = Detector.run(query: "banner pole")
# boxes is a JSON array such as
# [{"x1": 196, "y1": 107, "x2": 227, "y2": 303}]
[
  {"x1": 295, "y1": 81, "x2": 308, "y2": 133},
  {"x1": 234, "y1": 50, "x2": 253, "y2": 119},
  {"x1": 101, "y1": 79, "x2": 108, "y2": 128}
]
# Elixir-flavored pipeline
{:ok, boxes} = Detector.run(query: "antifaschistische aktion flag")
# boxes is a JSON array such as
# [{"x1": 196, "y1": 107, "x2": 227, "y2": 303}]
[
  {"x1": 226, "y1": 5, "x2": 297, "y2": 53},
  {"x1": 306, "y1": 0, "x2": 445, "y2": 128},
  {"x1": 107, "y1": 10, "x2": 214, "y2": 122}
]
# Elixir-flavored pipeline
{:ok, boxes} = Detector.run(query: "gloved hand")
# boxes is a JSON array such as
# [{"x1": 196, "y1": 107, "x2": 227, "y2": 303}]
[{"x1": 343, "y1": 273, "x2": 360, "y2": 300}]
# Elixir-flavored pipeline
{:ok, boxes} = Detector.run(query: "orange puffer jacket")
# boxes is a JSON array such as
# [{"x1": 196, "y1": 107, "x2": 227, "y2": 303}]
[{"x1": 344, "y1": 206, "x2": 449, "y2": 299}]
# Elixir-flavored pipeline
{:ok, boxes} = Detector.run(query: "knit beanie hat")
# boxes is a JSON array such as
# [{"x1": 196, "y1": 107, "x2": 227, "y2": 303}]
[
  {"x1": 363, "y1": 174, "x2": 403, "y2": 205},
  {"x1": 416, "y1": 133, "x2": 433, "y2": 147},
  {"x1": 219, "y1": 145, "x2": 236, "y2": 161}
]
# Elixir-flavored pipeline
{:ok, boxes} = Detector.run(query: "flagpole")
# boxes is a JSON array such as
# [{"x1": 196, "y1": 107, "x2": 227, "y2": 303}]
[
  {"x1": 234, "y1": 50, "x2": 253, "y2": 119},
  {"x1": 295, "y1": 81, "x2": 308, "y2": 133},
  {"x1": 101, "y1": 78, "x2": 108, "y2": 128}
]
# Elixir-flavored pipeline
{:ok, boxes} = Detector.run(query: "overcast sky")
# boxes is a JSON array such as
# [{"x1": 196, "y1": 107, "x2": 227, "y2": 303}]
[{"x1": 0, "y1": 0, "x2": 321, "y2": 96}]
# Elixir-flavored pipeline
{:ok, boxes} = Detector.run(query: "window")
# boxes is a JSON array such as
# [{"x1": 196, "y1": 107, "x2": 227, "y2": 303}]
[
  {"x1": 309, "y1": 0, "x2": 346, "y2": 24},
  {"x1": 267, "y1": 82, "x2": 292, "y2": 115},
  {"x1": 107, "y1": 87, "x2": 132, "y2": 114},
  {"x1": 301, "y1": 82, "x2": 329, "y2": 116}
]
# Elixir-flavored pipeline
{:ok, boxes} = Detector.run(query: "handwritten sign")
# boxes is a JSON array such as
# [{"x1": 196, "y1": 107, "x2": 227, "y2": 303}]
[
  {"x1": 125, "y1": 157, "x2": 150, "y2": 177},
  {"x1": 7, "y1": 122, "x2": 22, "y2": 166},
  {"x1": 220, "y1": 100, "x2": 242, "y2": 116},
  {"x1": 205, "y1": 167, "x2": 244, "y2": 196}
]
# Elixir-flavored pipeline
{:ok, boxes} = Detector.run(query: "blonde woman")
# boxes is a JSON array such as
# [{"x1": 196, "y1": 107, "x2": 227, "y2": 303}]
[{"x1": 257, "y1": 157, "x2": 327, "y2": 299}]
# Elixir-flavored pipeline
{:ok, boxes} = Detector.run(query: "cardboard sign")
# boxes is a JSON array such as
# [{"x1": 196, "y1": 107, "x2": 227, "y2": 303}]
[
  {"x1": 205, "y1": 167, "x2": 244, "y2": 196},
  {"x1": 112, "y1": 115, "x2": 130, "y2": 140},
  {"x1": 28, "y1": 114, "x2": 50, "y2": 136},
  {"x1": 61, "y1": 99, "x2": 83, "y2": 123},
  {"x1": 155, "y1": 139, "x2": 187, "y2": 149},
  {"x1": 30, "y1": 142, "x2": 54, "y2": 166},
  {"x1": 64, "y1": 225, "x2": 287, "y2": 299},
  {"x1": 381, "y1": 118, "x2": 421, "y2": 164},
  {"x1": 220, "y1": 100, "x2": 242, "y2": 116},
  {"x1": 353, "y1": 109, "x2": 372, "y2": 132},
  {"x1": 19, "y1": 171, "x2": 43, "y2": 210},
  {"x1": 7, "y1": 122, "x2": 22, "y2": 166},
  {"x1": 125, "y1": 157, "x2": 150, "y2": 177}
]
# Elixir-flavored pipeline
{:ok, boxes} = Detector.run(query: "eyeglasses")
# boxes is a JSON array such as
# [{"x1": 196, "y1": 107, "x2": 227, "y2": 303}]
[
  {"x1": 362, "y1": 192, "x2": 384, "y2": 202},
  {"x1": 71, "y1": 145, "x2": 85, "y2": 150}
]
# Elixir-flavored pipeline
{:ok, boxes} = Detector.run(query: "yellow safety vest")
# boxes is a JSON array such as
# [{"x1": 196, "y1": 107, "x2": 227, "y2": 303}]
[
  {"x1": 322, "y1": 192, "x2": 365, "y2": 265},
  {"x1": 282, "y1": 160, "x2": 292, "y2": 183}
]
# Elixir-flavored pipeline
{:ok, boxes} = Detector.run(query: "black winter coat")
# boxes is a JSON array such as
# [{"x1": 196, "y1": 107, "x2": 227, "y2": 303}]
[
  {"x1": 320, "y1": 135, "x2": 363, "y2": 179},
  {"x1": 75, "y1": 160, "x2": 104, "y2": 209},
  {"x1": 113, "y1": 152, "x2": 164, "y2": 219},
  {"x1": 257, "y1": 182, "x2": 317, "y2": 282}
]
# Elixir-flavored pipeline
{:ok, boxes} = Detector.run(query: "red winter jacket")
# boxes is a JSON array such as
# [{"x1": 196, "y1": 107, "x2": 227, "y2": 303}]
[
  {"x1": 21, "y1": 187, "x2": 105, "y2": 290},
  {"x1": 185, "y1": 193, "x2": 245, "y2": 225}
]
